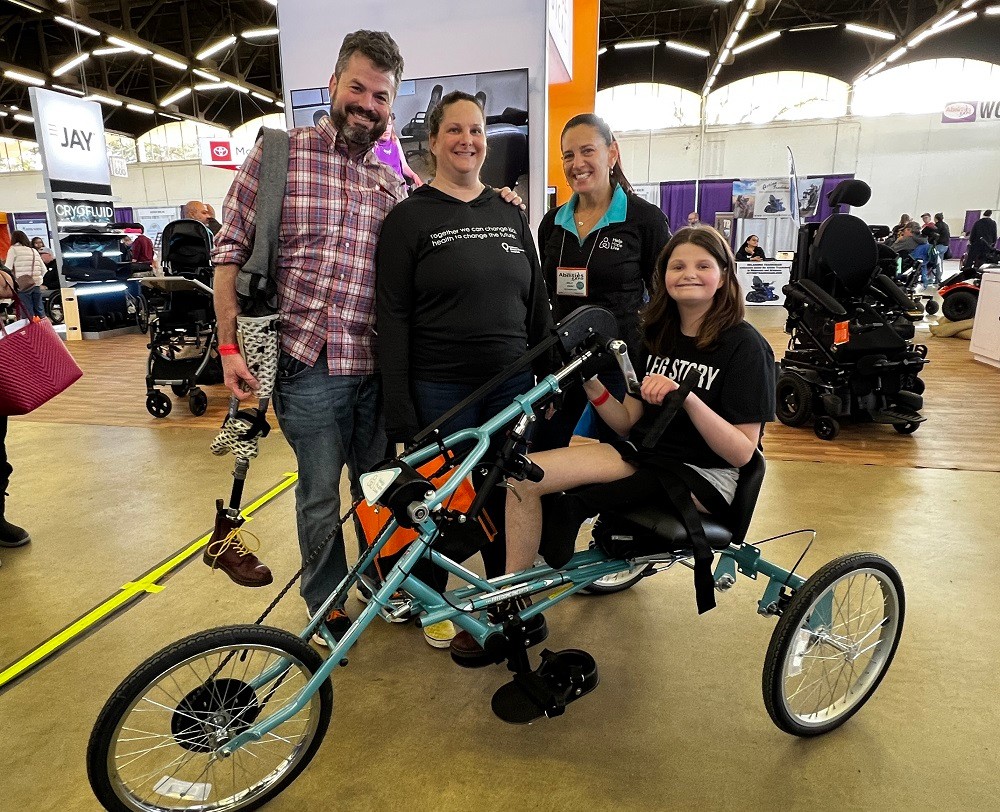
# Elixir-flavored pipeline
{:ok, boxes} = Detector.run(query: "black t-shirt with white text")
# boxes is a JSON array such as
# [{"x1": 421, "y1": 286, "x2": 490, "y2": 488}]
[{"x1": 628, "y1": 321, "x2": 776, "y2": 470}]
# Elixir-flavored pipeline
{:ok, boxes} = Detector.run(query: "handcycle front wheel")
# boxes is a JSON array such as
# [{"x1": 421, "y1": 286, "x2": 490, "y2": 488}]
[
  {"x1": 762, "y1": 552, "x2": 904, "y2": 737},
  {"x1": 87, "y1": 625, "x2": 332, "y2": 812}
]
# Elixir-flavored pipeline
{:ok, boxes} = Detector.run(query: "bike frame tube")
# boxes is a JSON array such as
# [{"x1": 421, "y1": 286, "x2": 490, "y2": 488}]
[{"x1": 222, "y1": 347, "x2": 806, "y2": 755}]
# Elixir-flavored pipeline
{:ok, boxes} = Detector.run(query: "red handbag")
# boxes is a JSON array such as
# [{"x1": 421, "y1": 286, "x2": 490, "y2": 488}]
[{"x1": 0, "y1": 296, "x2": 83, "y2": 415}]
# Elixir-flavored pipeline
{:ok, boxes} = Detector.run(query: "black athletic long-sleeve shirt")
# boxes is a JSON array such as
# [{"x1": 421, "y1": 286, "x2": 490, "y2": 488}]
[{"x1": 376, "y1": 185, "x2": 552, "y2": 440}]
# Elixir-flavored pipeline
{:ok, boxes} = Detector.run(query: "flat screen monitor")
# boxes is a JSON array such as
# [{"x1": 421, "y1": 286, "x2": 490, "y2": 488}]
[{"x1": 290, "y1": 68, "x2": 529, "y2": 210}]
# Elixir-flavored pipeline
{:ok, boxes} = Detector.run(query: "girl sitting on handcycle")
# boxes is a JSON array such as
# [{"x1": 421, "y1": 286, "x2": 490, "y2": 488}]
[{"x1": 505, "y1": 226, "x2": 776, "y2": 581}]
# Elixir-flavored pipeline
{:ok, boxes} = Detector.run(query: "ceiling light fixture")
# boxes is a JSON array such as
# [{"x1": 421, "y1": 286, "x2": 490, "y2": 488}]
[
  {"x1": 92, "y1": 46, "x2": 129, "y2": 56},
  {"x1": 241, "y1": 27, "x2": 280, "y2": 39},
  {"x1": 845, "y1": 23, "x2": 896, "y2": 41},
  {"x1": 85, "y1": 93, "x2": 123, "y2": 107},
  {"x1": 789, "y1": 23, "x2": 840, "y2": 32},
  {"x1": 961, "y1": 0, "x2": 982, "y2": 6},
  {"x1": 3, "y1": 69, "x2": 46, "y2": 86},
  {"x1": 885, "y1": 46, "x2": 908, "y2": 62},
  {"x1": 597, "y1": 46, "x2": 607, "y2": 56},
  {"x1": 934, "y1": 10, "x2": 978, "y2": 31},
  {"x1": 196, "y1": 35, "x2": 237, "y2": 60},
  {"x1": 666, "y1": 40, "x2": 711, "y2": 57},
  {"x1": 53, "y1": 84, "x2": 85, "y2": 95},
  {"x1": 8, "y1": 0, "x2": 42, "y2": 13},
  {"x1": 250, "y1": 91, "x2": 272, "y2": 102},
  {"x1": 153, "y1": 53, "x2": 188, "y2": 71},
  {"x1": 192, "y1": 68, "x2": 221, "y2": 81},
  {"x1": 985, "y1": 4, "x2": 1000, "y2": 13},
  {"x1": 52, "y1": 52, "x2": 91, "y2": 76},
  {"x1": 733, "y1": 30, "x2": 781, "y2": 54},
  {"x1": 194, "y1": 82, "x2": 227, "y2": 91},
  {"x1": 126, "y1": 103, "x2": 156, "y2": 114},
  {"x1": 54, "y1": 16, "x2": 100, "y2": 36},
  {"x1": 225, "y1": 81, "x2": 250, "y2": 93},
  {"x1": 13, "y1": 113, "x2": 34, "y2": 123},
  {"x1": 735, "y1": 11, "x2": 750, "y2": 31},
  {"x1": 725, "y1": 32, "x2": 739, "y2": 49},
  {"x1": 935, "y1": 10, "x2": 960, "y2": 27},
  {"x1": 616, "y1": 39, "x2": 659, "y2": 50},
  {"x1": 274, "y1": 100, "x2": 284, "y2": 108},
  {"x1": 107, "y1": 36, "x2": 152, "y2": 55},
  {"x1": 160, "y1": 87, "x2": 192, "y2": 106}
]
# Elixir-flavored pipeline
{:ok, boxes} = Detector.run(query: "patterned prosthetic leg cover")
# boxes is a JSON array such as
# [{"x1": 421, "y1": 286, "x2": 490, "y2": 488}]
[{"x1": 210, "y1": 314, "x2": 280, "y2": 459}]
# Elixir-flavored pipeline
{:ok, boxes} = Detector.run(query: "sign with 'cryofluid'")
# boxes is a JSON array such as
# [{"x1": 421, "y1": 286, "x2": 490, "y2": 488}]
[{"x1": 29, "y1": 87, "x2": 112, "y2": 196}]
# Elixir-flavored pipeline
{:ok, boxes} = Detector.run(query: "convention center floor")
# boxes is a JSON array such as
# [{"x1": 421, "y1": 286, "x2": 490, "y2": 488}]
[{"x1": 1, "y1": 306, "x2": 998, "y2": 811}]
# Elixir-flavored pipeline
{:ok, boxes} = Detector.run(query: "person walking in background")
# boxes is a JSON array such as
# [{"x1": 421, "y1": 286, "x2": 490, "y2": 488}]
[
  {"x1": 376, "y1": 91, "x2": 551, "y2": 651},
  {"x1": 5, "y1": 230, "x2": 45, "y2": 318},
  {"x1": 0, "y1": 265, "x2": 31, "y2": 558},
  {"x1": 932, "y1": 213, "x2": 951, "y2": 284},
  {"x1": 966, "y1": 210, "x2": 997, "y2": 269},
  {"x1": 533, "y1": 112, "x2": 671, "y2": 451}
]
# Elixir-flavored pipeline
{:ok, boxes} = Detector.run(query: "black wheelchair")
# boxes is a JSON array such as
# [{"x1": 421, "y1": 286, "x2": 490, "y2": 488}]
[{"x1": 776, "y1": 180, "x2": 929, "y2": 441}]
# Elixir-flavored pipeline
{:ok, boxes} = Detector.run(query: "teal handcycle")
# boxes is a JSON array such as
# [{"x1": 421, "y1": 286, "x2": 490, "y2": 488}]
[{"x1": 87, "y1": 307, "x2": 905, "y2": 811}]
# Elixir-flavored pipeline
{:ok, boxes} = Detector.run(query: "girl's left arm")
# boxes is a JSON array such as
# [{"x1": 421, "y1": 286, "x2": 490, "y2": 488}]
[{"x1": 683, "y1": 394, "x2": 761, "y2": 468}]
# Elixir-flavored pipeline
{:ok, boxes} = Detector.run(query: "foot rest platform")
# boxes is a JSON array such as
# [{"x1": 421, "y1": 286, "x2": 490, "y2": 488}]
[{"x1": 491, "y1": 648, "x2": 599, "y2": 724}]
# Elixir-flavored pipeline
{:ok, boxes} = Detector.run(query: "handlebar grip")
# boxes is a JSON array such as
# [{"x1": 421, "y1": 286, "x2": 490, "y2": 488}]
[
  {"x1": 466, "y1": 461, "x2": 504, "y2": 521},
  {"x1": 523, "y1": 458, "x2": 544, "y2": 483}
]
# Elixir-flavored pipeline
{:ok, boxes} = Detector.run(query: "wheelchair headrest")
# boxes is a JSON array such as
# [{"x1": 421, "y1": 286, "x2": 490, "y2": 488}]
[
  {"x1": 811, "y1": 214, "x2": 879, "y2": 295},
  {"x1": 827, "y1": 179, "x2": 871, "y2": 209}
]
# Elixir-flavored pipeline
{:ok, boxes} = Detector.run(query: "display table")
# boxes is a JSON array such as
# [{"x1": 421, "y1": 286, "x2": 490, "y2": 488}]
[
  {"x1": 970, "y1": 270, "x2": 1000, "y2": 369},
  {"x1": 735, "y1": 260, "x2": 793, "y2": 306}
]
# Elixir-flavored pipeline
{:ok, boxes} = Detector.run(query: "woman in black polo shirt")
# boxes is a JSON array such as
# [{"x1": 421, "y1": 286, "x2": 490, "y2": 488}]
[{"x1": 534, "y1": 113, "x2": 671, "y2": 450}]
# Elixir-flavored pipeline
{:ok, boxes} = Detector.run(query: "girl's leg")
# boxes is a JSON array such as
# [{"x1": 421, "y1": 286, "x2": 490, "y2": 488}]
[{"x1": 505, "y1": 443, "x2": 637, "y2": 573}]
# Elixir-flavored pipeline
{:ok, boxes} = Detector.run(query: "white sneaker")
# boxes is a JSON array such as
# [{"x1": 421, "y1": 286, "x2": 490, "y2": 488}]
[{"x1": 422, "y1": 619, "x2": 457, "y2": 648}]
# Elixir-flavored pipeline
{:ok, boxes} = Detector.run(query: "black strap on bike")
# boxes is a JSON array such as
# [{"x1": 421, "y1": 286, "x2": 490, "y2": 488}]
[{"x1": 641, "y1": 367, "x2": 701, "y2": 450}]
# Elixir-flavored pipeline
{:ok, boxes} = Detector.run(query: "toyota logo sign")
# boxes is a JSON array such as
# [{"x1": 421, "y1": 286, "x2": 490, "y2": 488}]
[{"x1": 210, "y1": 141, "x2": 231, "y2": 160}]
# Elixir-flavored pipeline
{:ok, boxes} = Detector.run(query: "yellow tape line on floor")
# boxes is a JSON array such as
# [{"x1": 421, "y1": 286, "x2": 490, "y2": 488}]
[{"x1": 0, "y1": 472, "x2": 298, "y2": 692}]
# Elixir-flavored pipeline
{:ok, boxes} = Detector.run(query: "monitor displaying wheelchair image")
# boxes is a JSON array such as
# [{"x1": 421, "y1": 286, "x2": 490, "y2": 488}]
[{"x1": 289, "y1": 67, "x2": 530, "y2": 196}]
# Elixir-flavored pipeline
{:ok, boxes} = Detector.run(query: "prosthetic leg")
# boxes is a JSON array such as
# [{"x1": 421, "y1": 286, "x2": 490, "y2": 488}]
[{"x1": 205, "y1": 314, "x2": 280, "y2": 587}]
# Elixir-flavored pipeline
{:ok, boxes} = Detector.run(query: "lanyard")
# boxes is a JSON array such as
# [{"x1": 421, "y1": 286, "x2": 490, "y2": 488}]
[{"x1": 557, "y1": 227, "x2": 603, "y2": 272}]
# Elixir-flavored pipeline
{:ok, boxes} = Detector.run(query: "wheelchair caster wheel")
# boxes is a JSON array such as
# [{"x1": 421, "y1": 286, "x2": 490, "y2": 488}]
[
  {"x1": 814, "y1": 416, "x2": 839, "y2": 441},
  {"x1": 893, "y1": 421, "x2": 920, "y2": 435},
  {"x1": 188, "y1": 388, "x2": 208, "y2": 416},
  {"x1": 924, "y1": 299, "x2": 939, "y2": 316},
  {"x1": 170, "y1": 383, "x2": 190, "y2": 398},
  {"x1": 146, "y1": 391, "x2": 172, "y2": 418}
]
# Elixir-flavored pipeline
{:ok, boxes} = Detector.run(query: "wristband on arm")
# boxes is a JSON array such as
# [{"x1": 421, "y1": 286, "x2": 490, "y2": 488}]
[
  {"x1": 589, "y1": 387, "x2": 611, "y2": 407},
  {"x1": 218, "y1": 344, "x2": 241, "y2": 356}
]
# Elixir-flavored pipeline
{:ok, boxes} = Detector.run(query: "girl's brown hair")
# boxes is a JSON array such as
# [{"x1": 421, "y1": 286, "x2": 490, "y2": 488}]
[{"x1": 642, "y1": 226, "x2": 745, "y2": 354}]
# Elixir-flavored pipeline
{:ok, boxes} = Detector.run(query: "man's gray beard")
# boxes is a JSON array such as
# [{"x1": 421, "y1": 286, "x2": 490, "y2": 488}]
[{"x1": 330, "y1": 107, "x2": 386, "y2": 148}]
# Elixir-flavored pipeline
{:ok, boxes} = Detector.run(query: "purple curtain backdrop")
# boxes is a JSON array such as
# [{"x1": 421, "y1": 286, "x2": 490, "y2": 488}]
[
  {"x1": 659, "y1": 174, "x2": 855, "y2": 241},
  {"x1": 964, "y1": 210, "x2": 980, "y2": 233},
  {"x1": 114, "y1": 207, "x2": 134, "y2": 224}
]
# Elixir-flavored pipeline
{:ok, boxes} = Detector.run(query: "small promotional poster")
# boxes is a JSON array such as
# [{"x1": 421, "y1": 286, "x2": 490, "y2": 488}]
[{"x1": 735, "y1": 260, "x2": 792, "y2": 306}]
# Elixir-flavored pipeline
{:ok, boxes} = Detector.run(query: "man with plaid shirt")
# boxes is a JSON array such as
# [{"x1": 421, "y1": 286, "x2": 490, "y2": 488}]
[{"x1": 212, "y1": 30, "x2": 407, "y2": 642}]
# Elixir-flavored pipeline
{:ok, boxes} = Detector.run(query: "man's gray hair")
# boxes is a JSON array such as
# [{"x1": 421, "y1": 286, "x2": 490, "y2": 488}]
[{"x1": 335, "y1": 30, "x2": 404, "y2": 88}]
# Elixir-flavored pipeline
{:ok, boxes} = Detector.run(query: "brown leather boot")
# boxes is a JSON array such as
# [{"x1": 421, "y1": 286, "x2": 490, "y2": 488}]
[{"x1": 203, "y1": 503, "x2": 273, "y2": 587}]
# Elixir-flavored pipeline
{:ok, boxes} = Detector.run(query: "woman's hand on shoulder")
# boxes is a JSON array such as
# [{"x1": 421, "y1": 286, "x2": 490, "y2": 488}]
[
  {"x1": 640, "y1": 373, "x2": 678, "y2": 405},
  {"x1": 494, "y1": 186, "x2": 526, "y2": 210}
]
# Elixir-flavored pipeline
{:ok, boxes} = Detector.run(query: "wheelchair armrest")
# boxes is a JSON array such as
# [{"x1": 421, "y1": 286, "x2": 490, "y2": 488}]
[{"x1": 783, "y1": 279, "x2": 848, "y2": 318}]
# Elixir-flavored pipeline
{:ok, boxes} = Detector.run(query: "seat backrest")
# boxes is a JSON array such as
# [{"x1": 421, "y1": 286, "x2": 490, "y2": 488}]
[
  {"x1": 726, "y1": 449, "x2": 766, "y2": 546},
  {"x1": 161, "y1": 219, "x2": 213, "y2": 278},
  {"x1": 810, "y1": 213, "x2": 880, "y2": 296},
  {"x1": 482, "y1": 124, "x2": 528, "y2": 189}
]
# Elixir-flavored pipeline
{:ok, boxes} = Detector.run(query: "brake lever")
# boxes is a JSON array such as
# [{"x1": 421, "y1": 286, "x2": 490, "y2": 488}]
[{"x1": 608, "y1": 339, "x2": 642, "y2": 396}]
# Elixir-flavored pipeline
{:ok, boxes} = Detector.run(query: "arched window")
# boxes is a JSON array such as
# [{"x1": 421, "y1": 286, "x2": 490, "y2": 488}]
[
  {"x1": 0, "y1": 138, "x2": 41, "y2": 173},
  {"x1": 707, "y1": 71, "x2": 850, "y2": 125},
  {"x1": 596, "y1": 83, "x2": 701, "y2": 132},
  {"x1": 852, "y1": 58, "x2": 1000, "y2": 116},
  {"x1": 231, "y1": 112, "x2": 288, "y2": 142},
  {"x1": 137, "y1": 120, "x2": 228, "y2": 162}
]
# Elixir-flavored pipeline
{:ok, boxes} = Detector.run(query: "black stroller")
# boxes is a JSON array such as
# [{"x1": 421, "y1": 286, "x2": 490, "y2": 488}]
[
  {"x1": 141, "y1": 219, "x2": 221, "y2": 418},
  {"x1": 776, "y1": 180, "x2": 929, "y2": 440}
]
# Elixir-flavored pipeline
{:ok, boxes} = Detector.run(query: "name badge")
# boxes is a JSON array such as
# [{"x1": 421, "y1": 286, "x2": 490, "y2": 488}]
[{"x1": 556, "y1": 266, "x2": 588, "y2": 297}]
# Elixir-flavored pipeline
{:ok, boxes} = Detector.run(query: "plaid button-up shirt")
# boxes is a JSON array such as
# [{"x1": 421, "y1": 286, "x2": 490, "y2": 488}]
[{"x1": 213, "y1": 117, "x2": 406, "y2": 375}]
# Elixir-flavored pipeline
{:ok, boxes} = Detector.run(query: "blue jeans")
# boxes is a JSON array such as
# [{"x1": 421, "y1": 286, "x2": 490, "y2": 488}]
[
  {"x1": 934, "y1": 245, "x2": 947, "y2": 284},
  {"x1": 412, "y1": 371, "x2": 534, "y2": 583},
  {"x1": 273, "y1": 351, "x2": 386, "y2": 614},
  {"x1": 17, "y1": 286, "x2": 44, "y2": 319}
]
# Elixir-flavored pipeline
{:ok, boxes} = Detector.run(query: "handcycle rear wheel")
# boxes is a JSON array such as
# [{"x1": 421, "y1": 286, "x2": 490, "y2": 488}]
[
  {"x1": 88, "y1": 625, "x2": 332, "y2": 812},
  {"x1": 762, "y1": 553, "x2": 904, "y2": 737},
  {"x1": 582, "y1": 565, "x2": 650, "y2": 594}
]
